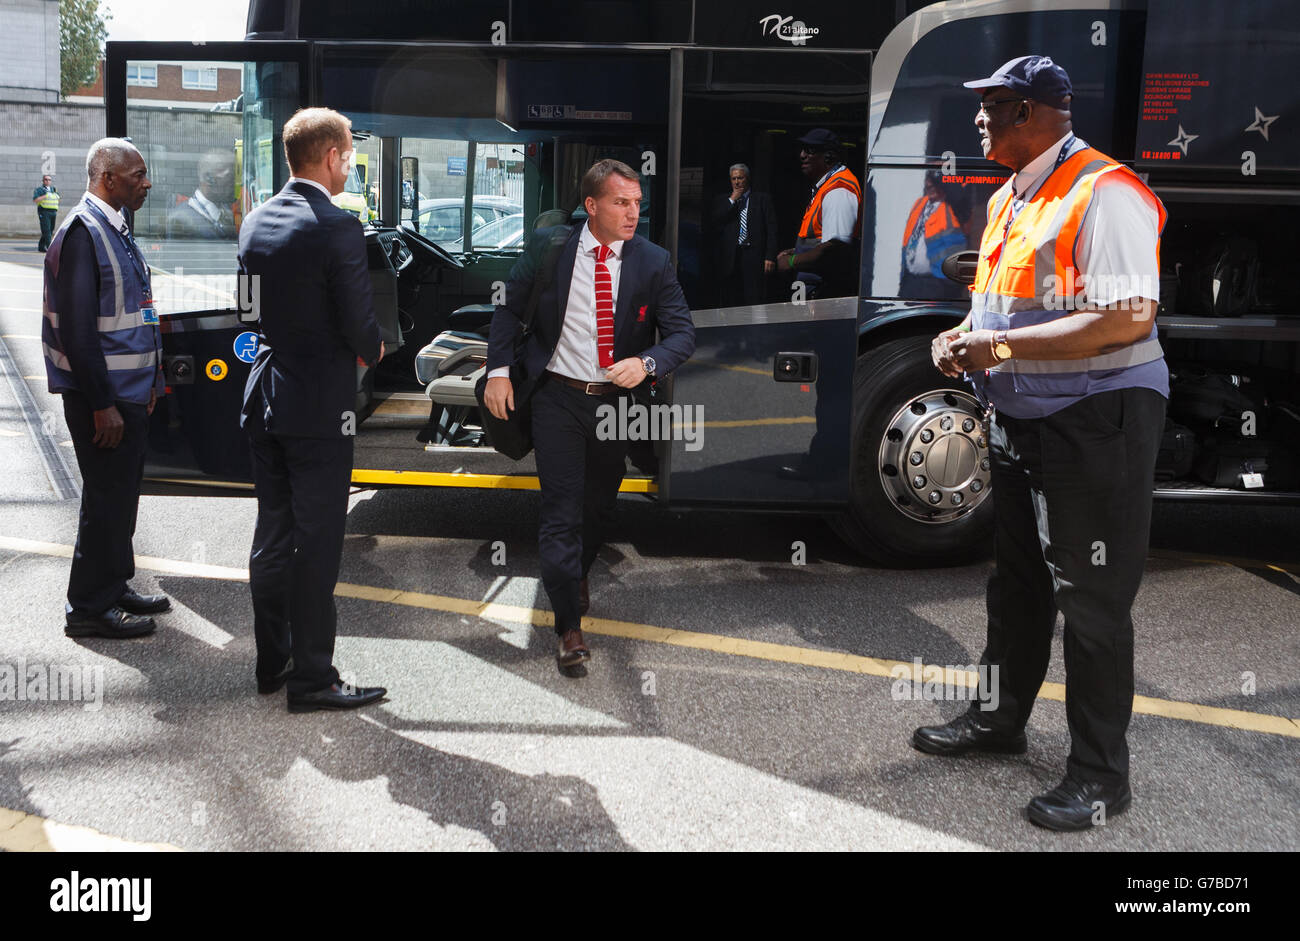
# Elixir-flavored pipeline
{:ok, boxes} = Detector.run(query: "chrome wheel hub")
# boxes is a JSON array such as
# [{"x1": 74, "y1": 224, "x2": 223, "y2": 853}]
[{"x1": 877, "y1": 389, "x2": 992, "y2": 524}]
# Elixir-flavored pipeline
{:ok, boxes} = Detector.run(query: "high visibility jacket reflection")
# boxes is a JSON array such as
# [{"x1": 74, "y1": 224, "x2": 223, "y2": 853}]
[
  {"x1": 35, "y1": 187, "x2": 60, "y2": 210},
  {"x1": 902, "y1": 196, "x2": 963, "y2": 278},
  {"x1": 42, "y1": 200, "x2": 161, "y2": 405},
  {"x1": 969, "y1": 143, "x2": 1168, "y2": 419},
  {"x1": 794, "y1": 165, "x2": 862, "y2": 254}
]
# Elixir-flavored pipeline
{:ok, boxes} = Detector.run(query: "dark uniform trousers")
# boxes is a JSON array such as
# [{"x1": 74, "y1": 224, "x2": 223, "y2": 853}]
[
  {"x1": 530, "y1": 378, "x2": 630, "y2": 635},
  {"x1": 720, "y1": 243, "x2": 765, "y2": 307},
  {"x1": 63, "y1": 392, "x2": 149, "y2": 615},
  {"x1": 38, "y1": 209, "x2": 58, "y2": 252},
  {"x1": 245, "y1": 405, "x2": 352, "y2": 694},
  {"x1": 975, "y1": 386, "x2": 1166, "y2": 787}
]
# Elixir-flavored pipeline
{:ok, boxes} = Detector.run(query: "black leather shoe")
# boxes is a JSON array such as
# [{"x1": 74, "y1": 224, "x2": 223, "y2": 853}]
[
  {"x1": 65, "y1": 607, "x2": 156, "y2": 639},
  {"x1": 256, "y1": 658, "x2": 294, "y2": 695},
  {"x1": 1027, "y1": 777, "x2": 1132, "y2": 831},
  {"x1": 912, "y1": 712, "x2": 1027, "y2": 756},
  {"x1": 287, "y1": 683, "x2": 386, "y2": 713},
  {"x1": 117, "y1": 588, "x2": 171, "y2": 615}
]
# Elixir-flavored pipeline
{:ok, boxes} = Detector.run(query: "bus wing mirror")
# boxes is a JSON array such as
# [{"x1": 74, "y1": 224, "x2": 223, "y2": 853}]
[{"x1": 942, "y1": 250, "x2": 979, "y2": 286}]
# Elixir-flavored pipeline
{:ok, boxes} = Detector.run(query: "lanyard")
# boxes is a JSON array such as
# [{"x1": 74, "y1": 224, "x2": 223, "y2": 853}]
[{"x1": 112, "y1": 224, "x2": 153, "y2": 300}]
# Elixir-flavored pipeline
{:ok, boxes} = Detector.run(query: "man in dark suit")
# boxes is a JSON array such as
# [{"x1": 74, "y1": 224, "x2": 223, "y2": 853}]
[
  {"x1": 484, "y1": 159, "x2": 695, "y2": 671},
  {"x1": 709, "y1": 163, "x2": 778, "y2": 306},
  {"x1": 167, "y1": 151, "x2": 237, "y2": 241},
  {"x1": 238, "y1": 107, "x2": 386, "y2": 713}
]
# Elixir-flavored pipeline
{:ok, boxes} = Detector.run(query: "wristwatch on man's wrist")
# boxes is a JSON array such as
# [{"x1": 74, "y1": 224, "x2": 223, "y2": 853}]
[
  {"x1": 992, "y1": 330, "x2": 1013, "y2": 363},
  {"x1": 641, "y1": 355, "x2": 656, "y2": 377}
]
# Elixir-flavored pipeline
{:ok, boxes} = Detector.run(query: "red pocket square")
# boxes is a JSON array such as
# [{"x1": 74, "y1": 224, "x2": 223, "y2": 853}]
[{"x1": 637, "y1": 305, "x2": 647, "y2": 321}]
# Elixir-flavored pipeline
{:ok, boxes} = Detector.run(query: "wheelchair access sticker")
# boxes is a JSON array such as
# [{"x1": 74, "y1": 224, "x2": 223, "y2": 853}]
[
  {"x1": 233, "y1": 331, "x2": 260, "y2": 364},
  {"x1": 205, "y1": 359, "x2": 228, "y2": 381}
]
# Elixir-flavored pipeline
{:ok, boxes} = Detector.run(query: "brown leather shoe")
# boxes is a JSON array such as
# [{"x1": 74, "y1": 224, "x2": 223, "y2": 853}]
[
  {"x1": 557, "y1": 628, "x2": 591, "y2": 667},
  {"x1": 579, "y1": 578, "x2": 590, "y2": 616}
]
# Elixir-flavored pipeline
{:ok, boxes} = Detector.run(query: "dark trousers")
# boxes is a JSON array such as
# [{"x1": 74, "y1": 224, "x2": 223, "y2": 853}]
[
  {"x1": 37, "y1": 208, "x2": 57, "y2": 252},
  {"x1": 245, "y1": 404, "x2": 353, "y2": 694},
  {"x1": 63, "y1": 392, "x2": 149, "y2": 616},
  {"x1": 530, "y1": 378, "x2": 630, "y2": 634},
  {"x1": 720, "y1": 243, "x2": 765, "y2": 307},
  {"x1": 975, "y1": 387, "x2": 1165, "y2": 786}
]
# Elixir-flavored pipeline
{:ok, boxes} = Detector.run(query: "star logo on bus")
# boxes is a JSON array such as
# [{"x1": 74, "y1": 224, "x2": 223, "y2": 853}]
[
  {"x1": 1244, "y1": 106, "x2": 1279, "y2": 142},
  {"x1": 1167, "y1": 125, "x2": 1199, "y2": 155}
]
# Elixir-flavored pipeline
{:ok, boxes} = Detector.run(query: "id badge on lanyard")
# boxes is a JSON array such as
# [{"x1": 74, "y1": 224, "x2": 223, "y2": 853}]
[{"x1": 119, "y1": 229, "x2": 158, "y2": 325}]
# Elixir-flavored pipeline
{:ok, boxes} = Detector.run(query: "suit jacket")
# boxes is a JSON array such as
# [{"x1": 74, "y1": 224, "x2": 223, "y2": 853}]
[
  {"x1": 239, "y1": 180, "x2": 381, "y2": 439},
  {"x1": 486, "y1": 225, "x2": 695, "y2": 398},
  {"x1": 710, "y1": 189, "x2": 778, "y2": 276},
  {"x1": 168, "y1": 197, "x2": 235, "y2": 240}
]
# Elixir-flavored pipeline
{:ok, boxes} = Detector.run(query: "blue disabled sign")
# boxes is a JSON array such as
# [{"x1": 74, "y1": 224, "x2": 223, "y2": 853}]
[{"x1": 233, "y1": 331, "x2": 260, "y2": 364}]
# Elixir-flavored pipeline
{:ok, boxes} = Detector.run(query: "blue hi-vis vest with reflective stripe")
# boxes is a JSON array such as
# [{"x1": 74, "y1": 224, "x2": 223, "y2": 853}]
[{"x1": 42, "y1": 199, "x2": 161, "y2": 406}]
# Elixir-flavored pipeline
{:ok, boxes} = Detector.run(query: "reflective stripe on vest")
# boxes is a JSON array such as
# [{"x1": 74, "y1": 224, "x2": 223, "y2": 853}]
[
  {"x1": 968, "y1": 146, "x2": 1168, "y2": 415},
  {"x1": 36, "y1": 189, "x2": 60, "y2": 210},
  {"x1": 41, "y1": 199, "x2": 161, "y2": 405},
  {"x1": 796, "y1": 166, "x2": 862, "y2": 249}
]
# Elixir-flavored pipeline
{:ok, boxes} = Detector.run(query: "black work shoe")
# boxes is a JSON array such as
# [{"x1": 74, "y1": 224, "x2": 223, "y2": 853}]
[
  {"x1": 117, "y1": 588, "x2": 171, "y2": 615},
  {"x1": 911, "y1": 712, "x2": 1027, "y2": 756},
  {"x1": 1027, "y1": 777, "x2": 1132, "y2": 831},
  {"x1": 65, "y1": 607, "x2": 156, "y2": 639},
  {"x1": 287, "y1": 683, "x2": 387, "y2": 713}
]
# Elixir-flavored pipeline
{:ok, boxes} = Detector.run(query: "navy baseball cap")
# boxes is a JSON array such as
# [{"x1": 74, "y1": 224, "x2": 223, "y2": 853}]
[
  {"x1": 964, "y1": 55, "x2": 1073, "y2": 108},
  {"x1": 796, "y1": 128, "x2": 840, "y2": 150}
]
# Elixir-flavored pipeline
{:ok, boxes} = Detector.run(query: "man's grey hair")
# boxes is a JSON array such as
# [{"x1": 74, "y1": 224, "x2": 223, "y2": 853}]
[
  {"x1": 86, "y1": 138, "x2": 141, "y2": 181},
  {"x1": 729, "y1": 163, "x2": 750, "y2": 178}
]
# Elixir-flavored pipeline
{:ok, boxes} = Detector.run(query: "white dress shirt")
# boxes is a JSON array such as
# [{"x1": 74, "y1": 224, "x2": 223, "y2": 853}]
[
  {"x1": 83, "y1": 191, "x2": 129, "y2": 234},
  {"x1": 488, "y1": 222, "x2": 624, "y2": 383},
  {"x1": 288, "y1": 176, "x2": 334, "y2": 200},
  {"x1": 1011, "y1": 134, "x2": 1160, "y2": 306}
]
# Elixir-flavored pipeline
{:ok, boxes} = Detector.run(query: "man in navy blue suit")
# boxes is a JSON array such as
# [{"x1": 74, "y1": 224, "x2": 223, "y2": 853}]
[
  {"x1": 484, "y1": 159, "x2": 695, "y2": 671},
  {"x1": 238, "y1": 107, "x2": 387, "y2": 712}
]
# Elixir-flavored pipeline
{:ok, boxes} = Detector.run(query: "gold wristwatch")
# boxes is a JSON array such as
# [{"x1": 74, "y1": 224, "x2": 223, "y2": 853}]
[{"x1": 992, "y1": 330, "x2": 1013, "y2": 363}]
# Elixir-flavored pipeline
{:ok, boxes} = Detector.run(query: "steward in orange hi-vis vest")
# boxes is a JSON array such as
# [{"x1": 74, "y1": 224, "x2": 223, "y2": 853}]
[
  {"x1": 969, "y1": 138, "x2": 1168, "y2": 419},
  {"x1": 795, "y1": 165, "x2": 863, "y2": 248}
]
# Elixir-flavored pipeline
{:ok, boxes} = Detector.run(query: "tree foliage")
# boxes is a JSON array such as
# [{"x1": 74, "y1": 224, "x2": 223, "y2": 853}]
[{"x1": 60, "y1": 0, "x2": 112, "y2": 97}]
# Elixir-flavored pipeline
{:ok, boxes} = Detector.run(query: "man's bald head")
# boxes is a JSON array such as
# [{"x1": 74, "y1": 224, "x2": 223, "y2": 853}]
[
  {"x1": 85, "y1": 138, "x2": 151, "y2": 212},
  {"x1": 86, "y1": 138, "x2": 142, "y2": 182}
]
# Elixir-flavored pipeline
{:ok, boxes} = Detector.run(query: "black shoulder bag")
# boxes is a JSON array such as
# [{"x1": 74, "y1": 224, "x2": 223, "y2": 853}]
[{"x1": 474, "y1": 225, "x2": 572, "y2": 459}]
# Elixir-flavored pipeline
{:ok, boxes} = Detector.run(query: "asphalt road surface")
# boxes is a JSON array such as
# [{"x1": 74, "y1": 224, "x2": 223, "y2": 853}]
[{"x1": 1, "y1": 239, "x2": 1296, "y2": 852}]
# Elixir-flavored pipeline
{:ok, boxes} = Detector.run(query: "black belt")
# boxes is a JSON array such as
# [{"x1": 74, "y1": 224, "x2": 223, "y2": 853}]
[{"x1": 546, "y1": 371, "x2": 620, "y2": 395}]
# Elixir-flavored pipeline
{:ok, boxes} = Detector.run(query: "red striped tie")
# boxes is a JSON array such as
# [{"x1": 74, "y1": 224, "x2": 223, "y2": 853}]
[{"x1": 593, "y1": 244, "x2": 615, "y2": 369}]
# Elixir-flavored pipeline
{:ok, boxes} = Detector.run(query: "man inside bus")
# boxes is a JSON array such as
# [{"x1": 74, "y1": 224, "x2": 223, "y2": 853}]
[
  {"x1": 710, "y1": 163, "x2": 778, "y2": 306},
  {"x1": 916, "y1": 56, "x2": 1167, "y2": 831},
  {"x1": 483, "y1": 159, "x2": 695, "y2": 672},
  {"x1": 238, "y1": 107, "x2": 386, "y2": 713},
  {"x1": 776, "y1": 128, "x2": 862, "y2": 299},
  {"x1": 168, "y1": 151, "x2": 237, "y2": 240}
]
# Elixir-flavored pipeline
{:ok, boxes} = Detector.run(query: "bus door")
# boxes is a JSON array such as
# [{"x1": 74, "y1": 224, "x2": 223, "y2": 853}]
[
  {"x1": 321, "y1": 46, "x2": 671, "y2": 487},
  {"x1": 666, "y1": 49, "x2": 870, "y2": 509},
  {"x1": 106, "y1": 41, "x2": 308, "y2": 492}
]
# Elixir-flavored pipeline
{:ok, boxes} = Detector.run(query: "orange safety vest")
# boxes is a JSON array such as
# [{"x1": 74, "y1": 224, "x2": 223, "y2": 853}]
[
  {"x1": 796, "y1": 166, "x2": 862, "y2": 246},
  {"x1": 969, "y1": 143, "x2": 1168, "y2": 418},
  {"x1": 902, "y1": 197, "x2": 959, "y2": 248}
]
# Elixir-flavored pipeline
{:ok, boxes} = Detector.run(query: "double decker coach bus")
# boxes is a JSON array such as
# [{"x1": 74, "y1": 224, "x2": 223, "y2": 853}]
[{"x1": 105, "y1": 0, "x2": 1300, "y2": 566}]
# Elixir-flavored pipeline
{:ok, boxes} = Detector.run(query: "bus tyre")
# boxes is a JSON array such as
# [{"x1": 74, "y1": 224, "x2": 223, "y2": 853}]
[{"x1": 831, "y1": 335, "x2": 995, "y2": 567}]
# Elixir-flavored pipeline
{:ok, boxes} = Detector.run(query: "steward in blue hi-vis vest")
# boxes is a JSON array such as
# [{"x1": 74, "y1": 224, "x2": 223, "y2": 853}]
[{"x1": 42, "y1": 198, "x2": 162, "y2": 405}]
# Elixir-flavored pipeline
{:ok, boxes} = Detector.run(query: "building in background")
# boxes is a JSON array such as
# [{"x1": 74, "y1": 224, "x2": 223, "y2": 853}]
[{"x1": 0, "y1": 0, "x2": 60, "y2": 104}]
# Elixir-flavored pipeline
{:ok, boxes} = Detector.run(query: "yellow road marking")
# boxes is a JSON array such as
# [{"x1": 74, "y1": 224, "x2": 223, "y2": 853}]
[
  {"x1": 0, "y1": 806, "x2": 180, "y2": 852},
  {"x1": 690, "y1": 361, "x2": 770, "y2": 377},
  {"x1": 0, "y1": 534, "x2": 1296, "y2": 739},
  {"x1": 1149, "y1": 548, "x2": 1300, "y2": 576},
  {"x1": 1, "y1": 334, "x2": 41, "y2": 340},
  {"x1": 350, "y1": 469, "x2": 658, "y2": 493},
  {"x1": 694, "y1": 416, "x2": 816, "y2": 428}
]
